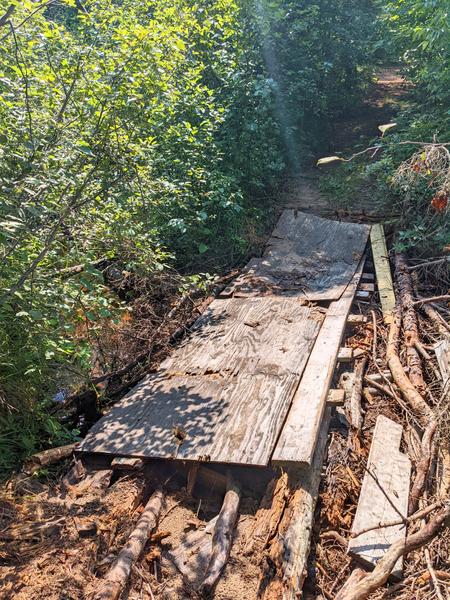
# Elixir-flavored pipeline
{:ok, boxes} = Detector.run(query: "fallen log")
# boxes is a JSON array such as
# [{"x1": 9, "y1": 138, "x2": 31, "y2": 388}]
[
  {"x1": 94, "y1": 488, "x2": 164, "y2": 600},
  {"x1": 198, "y1": 475, "x2": 241, "y2": 595},
  {"x1": 386, "y1": 307, "x2": 433, "y2": 425},
  {"x1": 395, "y1": 254, "x2": 425, "y2": 392},
  {"x1": 244, "y1": 473, "x2": 289, "y2": 556},
  {"x1": 335, "y1": 505, "x2": 450, "y2": 600},
  {"x1": 259, "y1": 410, "x2": 331, "y2": 600},
  {"x1": 23, "y1": 443, "x2": 77, "y2": 474}
]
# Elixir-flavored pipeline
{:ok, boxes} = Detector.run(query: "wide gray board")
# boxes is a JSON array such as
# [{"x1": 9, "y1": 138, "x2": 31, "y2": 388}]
[
  {"x1": 79, "y1": 299, "x2": 323, "y2": 466},
  {"x1": 221, "y1": 210, "x2": 370, "y2": 301}
]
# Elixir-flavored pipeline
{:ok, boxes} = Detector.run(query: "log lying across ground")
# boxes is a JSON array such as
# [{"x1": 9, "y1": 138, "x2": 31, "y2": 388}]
[
  {"x1": 94, "y1": 488, "x2": 164, "y2": 600},
  {"x1": 259, "y1": 410, "x2": 331, "y2": 600},
  {"x1": 395, "y1": 253, "x2": 426, "y2": 391},
  {"x1": 23, "y1": 443, "x2": 77, "y2": 474},
  {"x1": 198, "y1": 475, "x2": 242, "y2": 595}
]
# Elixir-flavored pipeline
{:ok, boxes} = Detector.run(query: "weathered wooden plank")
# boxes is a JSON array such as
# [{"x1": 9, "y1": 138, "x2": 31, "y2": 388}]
[
  {"x1": 79, "y1": 368, "x2": 308, "y2": 466},
  {"x1": 348, "y1": 415, "x2": 411, "y2": 579},
  {"x1": 347, "y1": 314, "x2": 368, "y2": 326},
  {"x1": 434, "y1": 337, "x2": 449, "y2": 384},
  {"x1": 327, "y1": 389, "x2": 345, "y2": 406},
  {"x1": 358, "y1": 282, "x2": 375, "y2": 292},
  {"x1": 111, "y1": 457, "x2": 144, "y2": 471},
  {"x1": 221, "y1": 211, "x2": 370, "y2": 301},
  {"x1": 338, "y1": 347, "x2": 354, "y2": 363},
  {"x1": 161, "y1": 298, "x2": 323, "y2": 378},
  {"x1": 260, "y1": 409, "x2": 331, "y2": 599},
  {"x1": 271, "y1": 259, "x2": 365, "y2": 467},
  {"x1": 370, "y1": 224, "x2": 396, "y2": 323}
]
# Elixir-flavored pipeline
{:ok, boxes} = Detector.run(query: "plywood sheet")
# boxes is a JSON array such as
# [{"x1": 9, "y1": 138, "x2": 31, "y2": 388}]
[
  {"x1": 79, "y1": 370, "x2": 304, "y2": 466},
  {"x1": 222, "y1": 211, "x2": 370, "y2": 301},
  {"x1": 271, "y1": 259, "x2": 364, "y2": 467},
  {"x1": 348, "y1": 415, "x2": 411, "y2": 579},
  {"x1": 161, "y1": 298, "x2": 323, "y2": 378}
]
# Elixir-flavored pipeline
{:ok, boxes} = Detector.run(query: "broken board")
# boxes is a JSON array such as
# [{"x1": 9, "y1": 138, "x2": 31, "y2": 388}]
[
  {"x1": 222, "y1": 211, "x2": 370, "y2": 301},
  {"x1": 271, "y1": 259, "x2": 365, "y2": 467},
  {"x1": 160, "y1": 297, "x2": 323, "y2": 377},
  {"x1": 434, "y1": 337, "x2": 450, "y2": 385},
  {"x1": 348, "y1": 415, "x2": 411, "y2": 579},
  {"x1": 79, "y1": 301, "x2": 323, "y2": 466}
]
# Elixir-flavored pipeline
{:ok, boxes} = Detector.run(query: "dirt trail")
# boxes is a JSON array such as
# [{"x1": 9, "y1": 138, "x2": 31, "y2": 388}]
[{"x1": 278, "y1": 67, "x2": 409, "y2": 219}]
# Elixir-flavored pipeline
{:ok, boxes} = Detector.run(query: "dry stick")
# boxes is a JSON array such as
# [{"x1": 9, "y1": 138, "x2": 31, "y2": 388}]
[
  {"x1": 408, "y1": 420, "x2": 437, "y2": 515},
  {"x1": 335, "y1": 506, "x2": 450, "y2": 600},
  {"x1": 198, "y1": 474, "x2": 241, "y2": 595},
  {"x1": 395, "y1": 254, "x2": 426, "y2": 392},
  {"x1": 407, "y1": 257, "x2": 450, "y2": 271},
  {"x1": 350, "y1": 500, "x2": 443, "y2": 539},
  {"x1": 412, "y1": 295, "x2": 450, "y2": 307},
  {"x1": 421, "y1": 303, "x2": 450, "y2": 335},
  {"x1": 386, "y1": 306, "x2": 434, "y2": 426},
  {"x1": 369, "y1": 310, "x2": 416, "y2": 421},
  {"x1": 386, "y1": 302, "x2": 438, "y2": 515},
  {"x1": 94, "y1": 488, "x2": 164, "y2": 600}
]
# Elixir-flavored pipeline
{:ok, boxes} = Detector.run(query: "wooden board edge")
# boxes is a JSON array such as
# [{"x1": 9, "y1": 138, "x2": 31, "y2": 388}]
[
  {"x1": 370, "y1": 223, "x2": 396, "y2": 324},
  {"x1": 271, "y1": 257, "x2": 365, "y2": 467}
]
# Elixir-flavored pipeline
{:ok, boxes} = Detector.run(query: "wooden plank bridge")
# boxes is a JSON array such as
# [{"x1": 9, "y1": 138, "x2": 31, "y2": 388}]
[{"x1": 79, "y1": 210, "x2": 371, "y2": 468}]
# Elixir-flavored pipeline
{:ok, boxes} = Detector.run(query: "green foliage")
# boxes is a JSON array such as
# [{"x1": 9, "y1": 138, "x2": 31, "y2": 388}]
[
  {"x1": 321, "y1": 1, "x2": 449, "y2": 256},
  {"x1": 0, "y1": 0, "x2": 378, "y2": 475},
  {"x1": 383, "y1": 0, "x2": 450, "y2": 106}
]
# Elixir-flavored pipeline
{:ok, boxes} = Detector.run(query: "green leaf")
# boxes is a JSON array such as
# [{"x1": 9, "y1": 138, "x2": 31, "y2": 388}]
[{"x1": 198, "y1": 243, "x2": 208, "y2": 254}]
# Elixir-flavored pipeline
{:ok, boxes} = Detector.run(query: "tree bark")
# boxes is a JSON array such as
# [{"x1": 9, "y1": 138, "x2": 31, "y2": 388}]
[
  {"x1": 394, "y1": 254, "x2": 425, "y2": 392},
  {"x1": 349, "y1": 357, "x2": 367, "y2": 433},
  {"x1": 94, "y1": 488, "x2": 164, "y2": 600},
  {"x1": 23, "y1": 443, "x2": 77, "y2": 474},
  {"x1": 198, "y1": 475, "x2": 241, "y2": 595},
  {"x1": 335, "y1": 506, "x2": 450, "y2": 600}
]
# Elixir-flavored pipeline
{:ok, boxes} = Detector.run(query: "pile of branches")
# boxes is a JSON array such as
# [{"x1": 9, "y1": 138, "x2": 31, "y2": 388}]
[{"x1": 315, "y1": 252, "x2": 449, "y2": 600}]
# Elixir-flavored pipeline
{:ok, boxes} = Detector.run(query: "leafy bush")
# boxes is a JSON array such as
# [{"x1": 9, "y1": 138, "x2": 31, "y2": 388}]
[{"x1": 0, "y1": 0, "x2": 378, "y2": 475}]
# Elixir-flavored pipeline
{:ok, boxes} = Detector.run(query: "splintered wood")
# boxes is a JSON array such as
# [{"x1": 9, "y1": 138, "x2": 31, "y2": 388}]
[
  {"x1": 348, "y1": 415, "x2": 411, "y2": 579},
  {"x1": 222, "y1": 211, "x2": 370, "y2": 300},
  {"x1": 260, "y1": 410, "x2": 332, "y2": 599}
]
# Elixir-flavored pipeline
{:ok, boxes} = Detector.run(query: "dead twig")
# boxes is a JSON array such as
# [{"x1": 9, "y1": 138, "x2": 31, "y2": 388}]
[
  {"x1": 412, "y1": 295, "x2": 450, "y2": 307},
  {"x1": 350, "y1": 500, "x2": 443, "y2": 538},
  {"x1": 335, "y1": 505, "x2": 450, "y2": 600}
]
